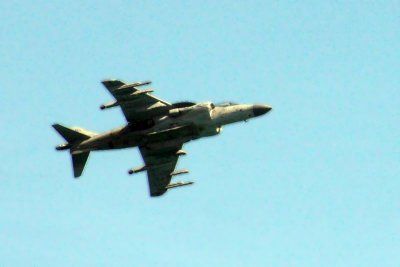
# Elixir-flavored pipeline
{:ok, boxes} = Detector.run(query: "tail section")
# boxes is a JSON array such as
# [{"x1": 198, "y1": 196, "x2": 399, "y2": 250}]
[
  {"x1": 53, "y1": 123, "x2": 97, "y2": 178},
  {"x1": 71, "y1": 151, "x2": 90, "y2": 177},
  {"x1": 52, "y1": 123, "x2": 95, "y2": 143}
]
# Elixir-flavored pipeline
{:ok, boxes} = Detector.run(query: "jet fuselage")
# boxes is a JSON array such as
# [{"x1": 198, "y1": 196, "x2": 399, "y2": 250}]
[
  {"x1": 53, "y1": 79, "x2": 273, "y2": 195},
  {"x1": 75, "y1": 102, "x2": 271, "y2": 152}
]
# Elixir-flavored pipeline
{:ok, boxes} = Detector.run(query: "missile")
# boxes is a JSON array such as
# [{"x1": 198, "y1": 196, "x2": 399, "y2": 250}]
[
  {"x1": 100, "y1": 100, "x2": 119, "y2": 110},
  {"x1": 176, "y1": 150, "x2": 187, "y2": 156},
  {"x1": 115, "y1": 89, "x2": 154, "y2": 100},
  {"x1": 100, "y1": 89, "x2": 154, "y2": 110},
  {"x1": 165, "y1": 181, "x2": 194, "y2": 189},
  {"x1": 128, "y1": 165, "x2": 147, "y2": 175},
  {"x1": 170, "y1": 169, "x2": 189, "y2": 176},
  {"x1": 113, "y1": 89, "x2": 154, "y2": 101},
  {"x1": 130, "y1": 89, "x2": 154, "y2": 96},
  {"x1": 118, "y1": 81, "x2": 151, "y2": 90},
  {"x1": 55, "y1": 143, "x2": 71, "y2": 151},
  {"x1": 128, "y1": 161, "x2": 174, "y2": 175},
  {"x1": 113, "y1": 82, "x2": 152, "y2": 94}
]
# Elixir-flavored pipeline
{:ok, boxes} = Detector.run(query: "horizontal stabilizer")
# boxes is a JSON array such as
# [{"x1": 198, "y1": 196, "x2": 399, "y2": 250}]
[{"x1": 52, "y1": 124, "x2": 95, "y2": 143}]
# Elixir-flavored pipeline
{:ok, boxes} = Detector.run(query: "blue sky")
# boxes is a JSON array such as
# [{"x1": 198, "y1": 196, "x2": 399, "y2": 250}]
[{"x1": 1, "y1": 1, "x2": 399, "y2": 266}]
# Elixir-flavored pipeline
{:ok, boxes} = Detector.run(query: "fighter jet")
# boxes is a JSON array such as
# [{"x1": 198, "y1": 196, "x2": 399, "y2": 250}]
[{"x1": 53, "y1": 79, "x2": 272, "y2": 197}]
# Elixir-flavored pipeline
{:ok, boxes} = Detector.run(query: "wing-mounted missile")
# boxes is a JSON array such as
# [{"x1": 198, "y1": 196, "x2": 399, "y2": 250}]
[
  {"x1": 128, "y1": 164, "x2": 189, "y2": 176},
  {"x1": 100, "y1": 80, "x2": 153, "y2": 110},
  {"x1": 128, "y1": 165, "x2": 147, "y2": 175},
  {"x1": 165, "y1": 181, "x2": 194, "y2": 189},
  {"x1": 176, "y1": 150, "x2": 187, "y2": 156},
  {"x1": 100, "y1": 89, "x2": 155, "y2": 110},
  {"x1": 170, "y1": 169, "x2": 189, "y2": 176},
  {"x1": 100, "y1": 100, "x2": 118, "y2": 110},
  {"x1": 119, "y1": 89, "x2": 154, "y2": 99},
  {"x1": 102, "y1": 79, "x2": 152, "y2": 94},
  {"x1": 115, "y1": 81, "x2": 151, "y2": 93},
  {"x1": 55, "y1": 143, "x2": 71, "y2": 151}
]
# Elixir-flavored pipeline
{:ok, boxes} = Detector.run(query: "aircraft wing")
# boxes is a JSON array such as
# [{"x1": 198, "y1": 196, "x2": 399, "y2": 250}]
[
  {"x1": 138, "y1": 143, "x2": 192, "y2": 197},
  {"x1": 101, "y1": 79, "x2": 171, "y2": 122}
]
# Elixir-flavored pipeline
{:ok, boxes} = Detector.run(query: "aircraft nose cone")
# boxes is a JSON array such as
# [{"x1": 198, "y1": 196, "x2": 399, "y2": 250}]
[{"x1": 253, "y1": 104, "x2": 272, "y2": 117}]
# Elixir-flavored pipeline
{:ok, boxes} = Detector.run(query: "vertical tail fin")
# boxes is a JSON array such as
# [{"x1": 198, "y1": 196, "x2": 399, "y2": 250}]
[{"x1": 71, "y1": 151, "x2": 90, "y2": 178}]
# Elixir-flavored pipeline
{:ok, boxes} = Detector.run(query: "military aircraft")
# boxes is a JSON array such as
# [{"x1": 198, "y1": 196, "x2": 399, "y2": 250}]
[{"x1": 53, "y1": 79, "x2": 272, "y2": 197}]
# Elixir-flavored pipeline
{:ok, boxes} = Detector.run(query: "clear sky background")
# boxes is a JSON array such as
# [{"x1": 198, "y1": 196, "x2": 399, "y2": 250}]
[{"x1": 1, "y1": 1, "x2": 399, "y2": 266}]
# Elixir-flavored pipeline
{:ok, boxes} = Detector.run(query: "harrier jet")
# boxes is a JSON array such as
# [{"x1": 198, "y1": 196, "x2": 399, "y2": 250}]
[{"x1": 53, "y1": 79, "x2": 272, "y2": 197}]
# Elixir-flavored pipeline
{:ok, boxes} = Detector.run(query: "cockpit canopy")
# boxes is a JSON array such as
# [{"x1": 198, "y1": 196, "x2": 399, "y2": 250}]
[{"x1": 214, "y1": 102, "x2": 238, "y2": 108}]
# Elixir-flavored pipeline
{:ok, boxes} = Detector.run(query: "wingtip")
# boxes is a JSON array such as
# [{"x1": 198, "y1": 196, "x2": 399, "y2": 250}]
[
  {"x1": 101, "y1": 79, "x2": 123, "y2": 84},
  {"x1": 52, "y1": 123, "x2": 61, "y2": 130}
]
